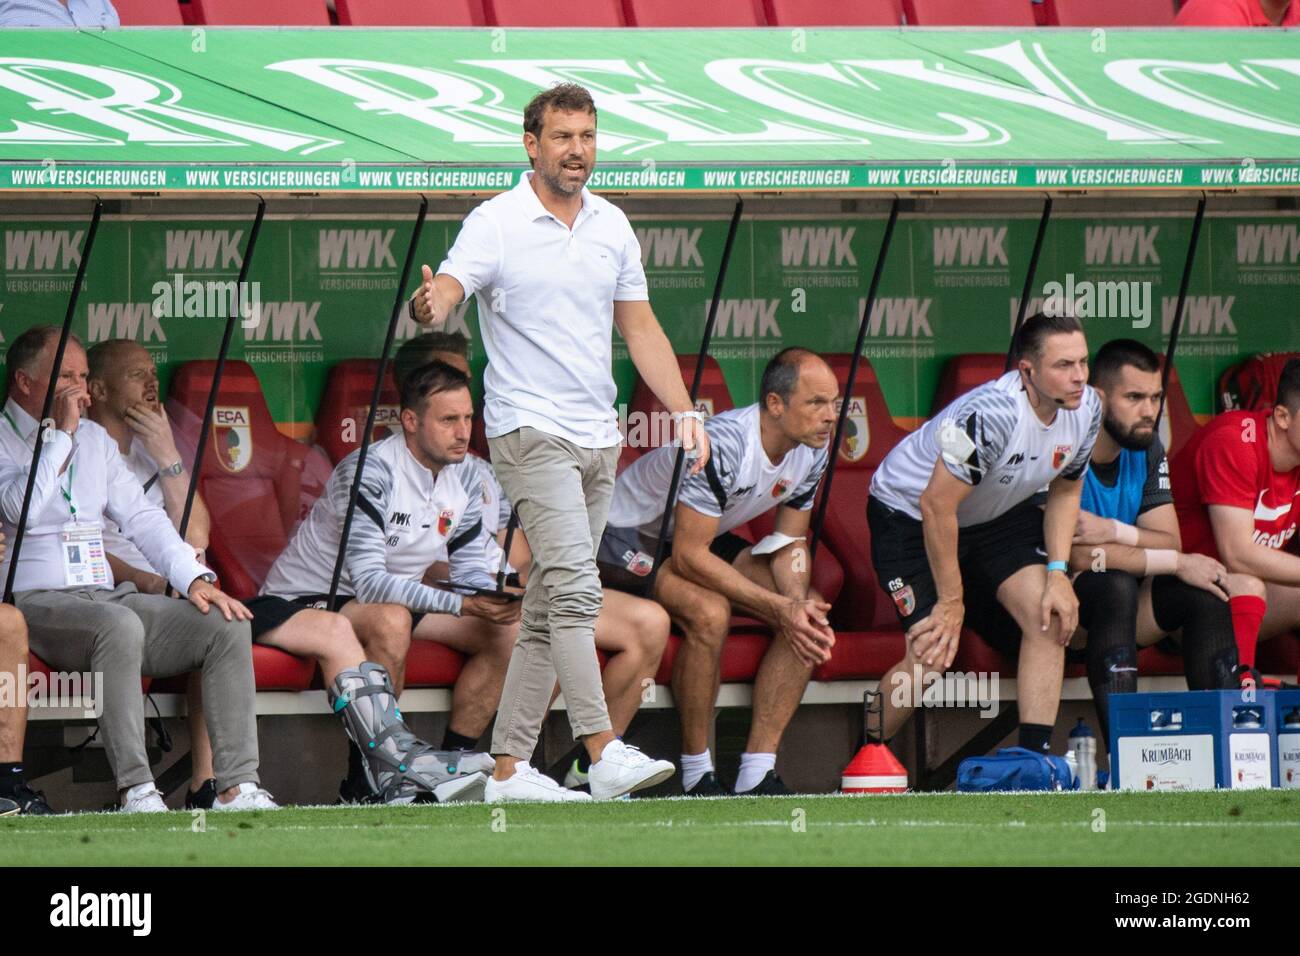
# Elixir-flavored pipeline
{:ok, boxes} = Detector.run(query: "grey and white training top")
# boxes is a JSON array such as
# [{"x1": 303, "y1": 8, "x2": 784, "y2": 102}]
[
  {"x1": 261, "y1": 433, "x2": 494, "y2": 614},
  {"x1": 870, "y1": 370, "x2": 1101, "y2": 527},
  {"x1": 605, "y1": 403, "x2": 828, "y2": 546}
]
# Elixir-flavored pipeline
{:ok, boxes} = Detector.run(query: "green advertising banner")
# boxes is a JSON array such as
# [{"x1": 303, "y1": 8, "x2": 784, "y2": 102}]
[
  {"x1": 1, "y1": 29, "x2": 1298, "y2": 194},
  {"x1": 3, "y1": 210, "x2": 1297, "y2": 437}
]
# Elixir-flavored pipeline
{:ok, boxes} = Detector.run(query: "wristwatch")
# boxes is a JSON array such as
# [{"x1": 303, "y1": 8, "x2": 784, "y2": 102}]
[
  {"x1": 197, "y1": 573, "x2": 217, "y2": 585},
  {"x1": 158, "y1": 460, "x2": 184, "y2": 479}
]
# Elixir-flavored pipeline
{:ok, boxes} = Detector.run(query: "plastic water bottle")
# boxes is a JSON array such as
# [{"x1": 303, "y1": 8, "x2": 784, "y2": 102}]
[{"x1": 1069, "y1": 718, "x2": 1097, "y2": 791}]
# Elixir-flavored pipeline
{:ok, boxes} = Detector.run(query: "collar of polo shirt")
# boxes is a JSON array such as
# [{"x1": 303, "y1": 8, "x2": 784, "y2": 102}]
[{"x1": 516, "y1": 171, "x2": 599, "y2": 227}]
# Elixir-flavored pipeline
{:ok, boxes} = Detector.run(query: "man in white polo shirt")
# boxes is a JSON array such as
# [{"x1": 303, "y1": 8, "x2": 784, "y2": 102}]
[
  {"x1": 409, "y1": 83, "x2": 707, "y2": 802},
  {"x1": 0, "y1": 326, "x2": 273, "y2": 812}
]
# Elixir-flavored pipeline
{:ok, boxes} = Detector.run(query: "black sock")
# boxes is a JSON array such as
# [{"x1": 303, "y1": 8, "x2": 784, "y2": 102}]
[
  {"x1": 577, "y1": 748, "x2": 593, "y2": 773},
  {"x1": 1019, "y1": 723, "x2": 1053, "y2": 755},
  {"x1": 442, "y1": 728, "x2": 478, "y2": 752},
  {"x1": 346, "y1": 740, "x2": 366, "y2": 781},
  {"x1": 0, "y1": 763, "x2": 24, "y2": 798}
]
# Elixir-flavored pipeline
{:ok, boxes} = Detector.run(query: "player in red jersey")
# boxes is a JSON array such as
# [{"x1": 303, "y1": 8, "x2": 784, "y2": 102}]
[{"x1": 1170, "y1": 358, "x2": 1300, "y2": 683}]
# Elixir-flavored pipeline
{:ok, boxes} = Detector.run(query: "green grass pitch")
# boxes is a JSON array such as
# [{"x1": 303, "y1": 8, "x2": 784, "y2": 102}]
[{"x1": 2, "y1": 790, "x2": 1296, "y2": 866}]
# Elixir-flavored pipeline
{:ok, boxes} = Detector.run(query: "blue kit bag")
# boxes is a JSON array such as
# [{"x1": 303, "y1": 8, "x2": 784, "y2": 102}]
[{"x1": 956, "y1": 746, "x2": 1078, "y2": 792}]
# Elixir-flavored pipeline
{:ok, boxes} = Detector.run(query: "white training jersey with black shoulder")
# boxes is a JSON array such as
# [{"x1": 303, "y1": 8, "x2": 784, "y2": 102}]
[
  {"x1": 605, "y1": 403, "x2": 827, "y2": 545},
  {"x1": 869, "y1": 371, "x2": 1101, "y2": 526},
  {"x1": 260, "y1": 433, "x2": 494, "y2": 614}
]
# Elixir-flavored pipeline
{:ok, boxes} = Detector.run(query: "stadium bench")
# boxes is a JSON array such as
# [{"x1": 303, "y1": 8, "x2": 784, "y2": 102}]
[
  {"x1": 931, "y1": 352, "x2": 1005, "y2": 415},
  {"x1": 187, "y1": 0, "x2": 331, "y2": 24},
  {"x1": 113, "y1": 0, "x2": 185, "y2": 24},
  {"x1": 335, "y1": 0, "x2": 484, "y2": 25},
  {"x1": 763, "y1": 0, "x2": 904, "y2": 25},
  {"x1": 487, "y1": 0, "x2": 625, "y2": 26},
  {"x1": 1218, "y1": 352, "x2": 1300, "y2": 414},
  {"x1": 901, "y1": 0, "x2": 1037, "y2": 26},
  {"x1": 622, "y1": 0, "x2": 767, "y2": 27}
]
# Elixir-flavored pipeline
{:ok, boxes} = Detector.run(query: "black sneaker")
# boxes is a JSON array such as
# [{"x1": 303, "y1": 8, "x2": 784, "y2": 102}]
[
  {"x1": 684, "y1": 771, "x2": 730, "y2": 797},
  {"x1": 2, "y1": 782, "x2": 55, "y2": 815},
  {"x1": 336, "y1": 773, "x2": 378, "y2": 806},
  {"x1": 737, "y1": 770, "x2": 791, "y2": 796},
  {"x1": 185, "y1": 778, "x2": 217, "y2": 811}
]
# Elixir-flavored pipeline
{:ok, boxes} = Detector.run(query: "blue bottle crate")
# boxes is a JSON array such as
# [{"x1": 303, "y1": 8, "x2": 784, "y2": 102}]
[
  {"x1": 1109, "y1": 690, "x2": 1277, "y2": 791},
  {"x1": 1276, "y1": 689, "x2": 1300, "y2": 789}
]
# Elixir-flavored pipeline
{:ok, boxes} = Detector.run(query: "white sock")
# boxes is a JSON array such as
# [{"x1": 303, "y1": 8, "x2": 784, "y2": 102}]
[
  {"x1": 734, "y1": 752, "x2": 776, "y2": 793},
  {"x1": 680, "y1": 750, "x2": 714, "y2": 791}
]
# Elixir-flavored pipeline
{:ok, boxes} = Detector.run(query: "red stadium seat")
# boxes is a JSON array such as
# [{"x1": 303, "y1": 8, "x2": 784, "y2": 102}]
[
  {"x1": 404, "y1": 640, "x2": 466, "y2": 688},
  {"x1": 813, "y1": 356, "x2": 912, "y2": 631},
  {"x1": 654, "y1": 630, "x2": 770, "y2": 685},
  {"x1": 336, "y1": 0, "x2": 484, "y2": 24},
  {"x1": 249, "y1": 645, "x2": 317, "y2": 691},
  {"x1": 764, "y1": 0, "x2": 903, "y2": 25},
  {"x1": 931, "y1": 353, "x2": 1005, "y2": 415},
  {"x1": 1259, "y1": 634, "x2": 1299, "y2": 680},
  {"x1": 314, "y1": 360, "x2": 401, "y2": 465},
  {"x1": 166, "y1": 361, "x2": 324, "y2": 600},
  {"x1": 1157, "y1": 361, "x2": 1199, "y2": 463},
  {"x1": 623, "y1": 0, "x2": 766, "y2": 26},
  {"x1": 622, "y1": 355, "x2": 734, "y2": 468},
  {"x1": 1218, "y1": 352, "x2": 1300, "y2": 414},
  {"x1": 812, "y1": 629, "x2": 906, "y2": 680},
  {"x1": 1042, "y1": 0, "x2": 1175, "y2": 26},
  {"x1": 488, "y1": 0, "x2": 624, "y2": 25},
  {"x1": 901, "y1": 0, "x2": 1036, "y2": 25},
  {"x1": 188, "y1": 0, "x2": 330, "y2": 25},
  {"x1": 113, "y1": 0, "x2": 184, "y2": 24}
]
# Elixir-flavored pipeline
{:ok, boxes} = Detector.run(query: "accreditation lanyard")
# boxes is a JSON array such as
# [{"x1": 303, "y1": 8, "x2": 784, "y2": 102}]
[{"x1": 4, "y1": 408, "x2": 78, "y2": 518}]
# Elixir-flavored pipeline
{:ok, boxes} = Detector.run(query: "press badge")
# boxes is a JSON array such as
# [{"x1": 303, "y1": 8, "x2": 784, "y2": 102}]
[{"x1": 60, "y1": 520, "x2": 109, "y2": 588}]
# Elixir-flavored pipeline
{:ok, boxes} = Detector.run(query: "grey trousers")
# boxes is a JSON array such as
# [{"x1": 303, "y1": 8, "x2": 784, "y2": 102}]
[
  {"x1": 488, "y1": 427, "x2": 620, "y2": 759},
  {"x1": 16, "y1": 583, "x2": 259, "y2": 792}
]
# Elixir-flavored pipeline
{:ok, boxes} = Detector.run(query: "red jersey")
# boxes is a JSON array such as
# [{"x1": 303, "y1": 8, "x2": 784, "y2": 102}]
[
  {"x1": 1171, "y1": 410, "x2": 1300, "y2": 560},
  {"x1": 1175, "y1": 0, "x2": 1300, "y2": 26}
]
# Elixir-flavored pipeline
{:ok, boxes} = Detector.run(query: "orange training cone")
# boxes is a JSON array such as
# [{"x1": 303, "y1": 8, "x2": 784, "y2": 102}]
[{"x1": 841, "y1": 690, "x2": 908, "y2": 794}]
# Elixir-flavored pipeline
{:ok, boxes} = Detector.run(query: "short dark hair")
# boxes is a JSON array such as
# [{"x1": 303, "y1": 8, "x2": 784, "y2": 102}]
[
  {"x1": 393, "y1": 331, "x2": 470, "y2": 391},
  {"x1": 1090, "y1": 339, "x2": 1160, "y2": 389},
  {"x1": 1277, "y1": 358, "x2": 1300, "y2": 414},
  {"x1": 523, "y1": 83, "x2": 597, "y2": 167},
  {"x1": 1013, "y1": 312, "x2": 1084, "y2": 362},
  {"x1": 87, "y1": 338, "x2": 145, "y2": 384},
  {"x1": 760, "y1": 347, "x2": 818, "y2": 408},
  {"x1": 5, "y1": 325, "x2": 79, "y2": 393},
  {"x1": 399, "y1": 359, "x2": 470, "y2": 413}
]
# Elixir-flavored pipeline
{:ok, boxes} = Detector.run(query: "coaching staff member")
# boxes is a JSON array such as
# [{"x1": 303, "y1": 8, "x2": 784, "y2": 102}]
[{"x1": 408, "y1": 83, "x2": 708, "y2": 802}]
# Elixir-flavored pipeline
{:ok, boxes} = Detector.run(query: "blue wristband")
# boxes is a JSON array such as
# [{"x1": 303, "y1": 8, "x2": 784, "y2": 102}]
[{"x1": 1046, "y1": 560, "x2": 1068, "y2": 574}]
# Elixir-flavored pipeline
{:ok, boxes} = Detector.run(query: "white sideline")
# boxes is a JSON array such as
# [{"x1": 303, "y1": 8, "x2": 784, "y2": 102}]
[{"x1": 25, "y1": 675, "x2": 1200, "y2": 720}]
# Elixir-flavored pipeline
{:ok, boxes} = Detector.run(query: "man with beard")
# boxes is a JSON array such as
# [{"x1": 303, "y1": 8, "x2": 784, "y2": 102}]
[
  {"x1": 1064, "y1": 340, "x2": 1264, "y2": 745},
  {"x1": 407, "y1": 83, "x2": 706, "y2": 801}
]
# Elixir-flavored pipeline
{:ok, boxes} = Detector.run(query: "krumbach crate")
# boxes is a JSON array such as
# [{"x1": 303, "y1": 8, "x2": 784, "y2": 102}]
[
  {"x1": 1275, "y1": 689, "x2": 1300, "y2": 789},
  {"x1": 1110, "y1": 690, "x2": 1277, "y2": 791}
]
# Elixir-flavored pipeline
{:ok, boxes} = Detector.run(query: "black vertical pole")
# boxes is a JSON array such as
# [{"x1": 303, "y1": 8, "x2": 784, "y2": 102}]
[
  {"x1": 4, "y1": 201, "x2": 103, "y2": 604},
  {"x1": 1006, "y1": 197, "x2": 1054, "y2": 372},
  {"x1": 643, "y1": 198, "x2": 744, "y2": 597},
  {"x1": 177, "y1": 199, "x2": 266, "y2": 543},
  {"x1": 327, "y1": 197, "x2": 428, "y2": 604},
  {"x1": 1158, "y1": 195, "x2": 1207, "y2": 426},
  {"x1": 809, "y1": 199, "x2": 900, "y2": 561}
]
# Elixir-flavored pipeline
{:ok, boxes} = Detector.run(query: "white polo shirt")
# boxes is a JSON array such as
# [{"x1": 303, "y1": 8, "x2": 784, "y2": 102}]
[
  {"x1": 101, "y1": 440, "x2": 163, "y2": 574},
  {"x1": 0, "y1": 399, "x2": 210, "y2": 595},
  {"x1": 437, "y1": 171, "x2": 649, "y2": 448}
]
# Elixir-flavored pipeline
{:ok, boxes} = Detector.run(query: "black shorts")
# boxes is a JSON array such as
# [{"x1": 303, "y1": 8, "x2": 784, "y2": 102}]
[
  {"x1": 244, "y1": 593, "x2": 427, "y2": 641},
  {"x1": 596, "y1": 526, "x2": 751, "y2": 595},
  {"x1": 867, "y1": 496, "x2": 1044, "y2": 652}
]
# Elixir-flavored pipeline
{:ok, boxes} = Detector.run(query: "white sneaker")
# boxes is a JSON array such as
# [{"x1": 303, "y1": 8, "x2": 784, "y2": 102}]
[
  {"x1": 432, "y1": 771, "x2": 488, "y2": 804},
  {"x1": 121, "y1": 782, "x2": 168, "y2": 813},
  {"x1": 484, "y1": 763, "x2": 593, "y2": 803},
  {"x1": 588, "y1": 740, "x2": 675, "y2": 800},
  {"x1": 212, "y1": 781, "x2": 280, "y2": 811},
  {"x1": 451, "y1": 750, "x2": 497, "y2": 776}
]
